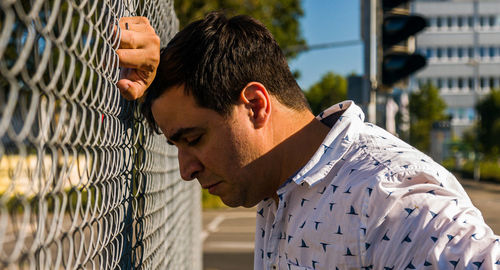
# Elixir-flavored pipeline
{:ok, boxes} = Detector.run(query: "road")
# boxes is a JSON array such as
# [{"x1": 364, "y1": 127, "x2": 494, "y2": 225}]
[
  {"x1": 203, "y1": 208, "x2": 256, "y2": 270},
  {"x1": 202, "y1": 178, "x2": 500, "y2": 270}
]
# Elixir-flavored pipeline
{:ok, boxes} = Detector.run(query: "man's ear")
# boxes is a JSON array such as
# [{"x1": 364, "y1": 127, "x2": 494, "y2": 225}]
[{"x1": 239, "y1": 82, "x2": 271, "y2": 129}]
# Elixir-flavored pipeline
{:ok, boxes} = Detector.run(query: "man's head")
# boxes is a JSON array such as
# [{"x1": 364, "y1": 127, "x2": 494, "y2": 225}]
[
  {"x1": 143, "y1": 12, "x2": 312, "y2": 207},
  {"x1": 142, "y1": 11, "x2": 309, "y2": 131}
]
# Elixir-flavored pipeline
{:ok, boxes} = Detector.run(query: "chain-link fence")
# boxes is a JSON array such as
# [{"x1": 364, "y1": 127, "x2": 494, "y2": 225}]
[{"x1": 0, "y1": 0, "x2": 202, "y2": 269}]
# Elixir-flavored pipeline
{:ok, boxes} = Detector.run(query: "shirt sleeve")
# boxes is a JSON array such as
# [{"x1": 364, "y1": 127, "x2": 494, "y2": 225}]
[{"x1": 362, "y1": 169, "x2": 500, "y2": 269}]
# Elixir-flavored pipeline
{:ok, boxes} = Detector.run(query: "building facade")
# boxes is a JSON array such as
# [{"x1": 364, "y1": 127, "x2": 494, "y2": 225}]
[{"x1": 412, "y1": 0, "x2": 500, "y2": 137}]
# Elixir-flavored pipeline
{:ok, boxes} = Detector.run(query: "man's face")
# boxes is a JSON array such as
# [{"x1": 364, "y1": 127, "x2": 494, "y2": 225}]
[{"x1": 151, "y1": 85, "x2": 270, "y2": 207}]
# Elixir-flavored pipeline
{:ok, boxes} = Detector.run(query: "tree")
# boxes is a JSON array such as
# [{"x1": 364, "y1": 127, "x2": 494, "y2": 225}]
[
  {"x1": 477, "y1": 89, "x2": 500, "y2": 157},
  {"x1": 174, "y1": 0, "x2": 305, "y2": 58},
  {"x1": 304, "y1": 72, "x2": 347, "y2": 115},
  {"x1": 409, "y1": 83, "x2": 448, "y2": 153}
]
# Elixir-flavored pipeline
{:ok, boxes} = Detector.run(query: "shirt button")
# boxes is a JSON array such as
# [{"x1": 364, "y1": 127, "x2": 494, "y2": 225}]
[{"x1": 271, "y1": 264, "x2": 277, "y2": 270}]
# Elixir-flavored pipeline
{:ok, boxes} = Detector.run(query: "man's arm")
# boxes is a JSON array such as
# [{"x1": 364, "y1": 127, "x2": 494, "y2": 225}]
[
  {"x1": 116, "y1": 17, "x2": 160, "y2": 100},
  {"x1": 365, "y1": 171, "x2": 500, "y2": 268}
]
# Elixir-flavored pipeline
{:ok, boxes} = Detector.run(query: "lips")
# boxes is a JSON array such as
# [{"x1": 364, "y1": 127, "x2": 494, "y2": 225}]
[{"x1": 202, "y1": 181, "x2": 222, "y2": 194}]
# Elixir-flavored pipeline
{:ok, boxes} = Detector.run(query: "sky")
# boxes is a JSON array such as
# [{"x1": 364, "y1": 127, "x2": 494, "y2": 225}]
[{"x1": 289, "y1": 0, "x2": 363, "y2": 90}]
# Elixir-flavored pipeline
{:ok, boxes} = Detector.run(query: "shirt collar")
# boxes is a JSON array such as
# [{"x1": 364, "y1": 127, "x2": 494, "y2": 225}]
[{"x1": 288, "y1": 100, "x2": 366, "y2": 187}]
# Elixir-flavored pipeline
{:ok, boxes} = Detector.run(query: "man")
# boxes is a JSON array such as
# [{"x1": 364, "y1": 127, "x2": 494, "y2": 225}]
[{"x1": 117, "y1": 12, "x2": 500, "y2": 270}]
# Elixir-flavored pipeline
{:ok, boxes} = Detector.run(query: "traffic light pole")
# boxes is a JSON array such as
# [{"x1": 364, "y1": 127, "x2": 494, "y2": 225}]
[
  {"x1": 369, "y1": 0, "x2": 378, "y2": 125},
  {"x1": 361, "y1": 0, "x2": 378, "y2": 124},
  {"x1": 472, "y1": 0, "x2": 481, "y2": 181}
]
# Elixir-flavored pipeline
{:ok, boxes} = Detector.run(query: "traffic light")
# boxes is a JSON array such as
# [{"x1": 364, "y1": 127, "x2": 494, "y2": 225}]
[{"x1": 378, "y1": 0, "x2": 427, "y2": 88}]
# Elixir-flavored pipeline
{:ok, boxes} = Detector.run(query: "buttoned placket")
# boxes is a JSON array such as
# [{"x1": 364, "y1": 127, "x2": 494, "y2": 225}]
[{"x1": 265, "y1": 188, "x2": 290, "y2": 270}]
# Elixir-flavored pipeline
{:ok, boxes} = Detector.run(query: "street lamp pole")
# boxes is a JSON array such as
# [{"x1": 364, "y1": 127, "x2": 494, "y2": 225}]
[{"x1": 473, "y1": 0, "x2": 481, "y2": 181}]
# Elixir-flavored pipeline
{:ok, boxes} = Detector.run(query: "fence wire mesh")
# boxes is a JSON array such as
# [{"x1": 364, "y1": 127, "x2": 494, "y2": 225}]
[{"x1": 0, "y1": 0, "x2": 202, "y2": 269}]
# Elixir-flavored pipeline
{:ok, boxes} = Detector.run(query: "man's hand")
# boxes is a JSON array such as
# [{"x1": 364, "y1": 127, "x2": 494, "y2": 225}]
[{"x1": 116, "y1": 17, "x2": 160, "y2": 100}]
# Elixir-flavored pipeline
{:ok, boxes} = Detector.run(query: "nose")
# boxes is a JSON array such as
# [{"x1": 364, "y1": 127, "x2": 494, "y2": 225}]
[{"x1": 177, "y1": 147, "x2": 203, "y2": 181}]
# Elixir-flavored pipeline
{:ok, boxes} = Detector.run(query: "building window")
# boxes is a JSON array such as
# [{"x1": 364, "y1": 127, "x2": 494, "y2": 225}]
[
  {"x1": 426, "y1": 48, "x2": 433, "y2": 59},
  {"x1": 489, "y1": 16, "x2": 496, "y2": 27},
  {"x1": 458, "y1": 78, "x2": 464, "y2": 89},
  {"x1": 467, "y1": 108, "x2": 475, "y2": 122},
  {"x1": 437, "y1": 17, "x2": 443, "y2": 28},
  {"x1": 495, "y1": 15, "x2": 500, "y2": 27},
  {"x1": 448, "y1": 78, "x2": 453, "y2": 89},
  {"x1": 437, "y1": 78, "x2": 443, "y2": 89},
  {"x1": 458, "y1": 108, "x2": 465, "y2": 120},
  {"x1": 480, "y1": 47, "x2": 486, "y2": 58},
  {"x1": 458, "y1": 47, "x2": 464, "y2": 58},
  {"x1": 480, "y1": 77, "x2": 486, "y2": 89},
  {"x1": 480, "y1": 16, "x2": 487, "y2": 27},
  {"x1": 468, "y1": 47, "x2": 474, "y2": 58},
  {"x1": 447, "y1": 17, "x2": 453, "y2": 28},
  {"x1": 469, "y1": 77, "x2": 474, "y2": 90},
  {"x1": 457, "y1": 16, "x2": 464, "y2": 28},
  {"x1": 437, "y1": 48, "x2": 443, "y2": 58},
  {"x1": 429, "y1": 17, "x2": 437, "y2": 28},
  {"x1": 447, "y1": 47, "x2": 453, "y2": 59},
  {"x1": 468, "y1": 16, "x2": 474, "y2": 28},
  {"x1": 490, "y1": 47, "x2": 496, "y2": 58}
]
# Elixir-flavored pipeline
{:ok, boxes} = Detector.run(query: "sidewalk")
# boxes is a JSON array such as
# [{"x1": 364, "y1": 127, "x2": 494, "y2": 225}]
[
  {"x1": 458, "y1": 176, "x2": 500, "y2": 193},
  {"x1": 203, "y1": 207, "x2": 256, "y2": 270},
  {"x1": 457, "y1": 177, "x2": 500, "y2": 234}
]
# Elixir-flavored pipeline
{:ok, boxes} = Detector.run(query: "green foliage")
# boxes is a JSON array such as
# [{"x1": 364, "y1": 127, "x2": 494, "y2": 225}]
[
  {"x1": 477, "y1": 89, "x2": 500, "y2": 157},
  {"x1": 460, "y1": 127, "x2": 477, "y2": 153},
  {"x1": 304, "y1": 72, "x2": 347, "y2": 115},
  {"x1": 201, "y1": 189, "x2": 227, "y2": 209},
  {"x1": 174, "y1": 0, "x2": 305, "y2": 59},
  {"x1": 409, "y1": 82, "x2": 447, "y2": 153},
  {"x1": 462, "y1": 159, "x2": 500, "y2": 183},
  {"x1": 442, "y1": 157, "x2": 500, "y2": 183}
]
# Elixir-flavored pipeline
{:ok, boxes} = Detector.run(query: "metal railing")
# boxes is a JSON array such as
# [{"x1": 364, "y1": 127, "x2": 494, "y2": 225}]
[{"x1": 0, "y1": 0, "x2": 202, "y2": 269}]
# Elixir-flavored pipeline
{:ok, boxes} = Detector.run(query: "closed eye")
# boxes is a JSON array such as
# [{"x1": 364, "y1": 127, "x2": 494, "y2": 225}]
[{"x1": 186, "y1": 134, "x2": 203, "y2": 146}]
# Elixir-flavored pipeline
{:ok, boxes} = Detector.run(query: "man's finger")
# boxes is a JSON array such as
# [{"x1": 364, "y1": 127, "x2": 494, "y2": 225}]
[
  {"x1": 119, "y1": 21, "x2": 151, "y2": 33},
  {"x1": 119, "y1": 30, "x2": 159, "y2": 49},
  {"x1": 117, "y1": 78, "x2": 146, "y2": 100},
  {"x1": 116, "y1": 48, "x2": 158, "y2": 71},
  {"x1": 119, "y1": 16, "x2": 151, "y2": 26}
]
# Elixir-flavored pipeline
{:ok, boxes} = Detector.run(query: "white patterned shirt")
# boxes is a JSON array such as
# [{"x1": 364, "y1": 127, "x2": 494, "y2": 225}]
[{"x1": 254, "y1": 101, "x2": 500, "y2": 270}]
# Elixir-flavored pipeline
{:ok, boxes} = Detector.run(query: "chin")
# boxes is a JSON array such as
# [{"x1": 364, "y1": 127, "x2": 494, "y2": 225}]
[
  {"x1": 223, "y1": 199, "x2": 259, "y2": 208},
  {"x1": 220, "y1": 196, "x2": 252, "y2": 208},
  {"x1": 221, "y1": 199, "x2": 242, "y2": 208}
]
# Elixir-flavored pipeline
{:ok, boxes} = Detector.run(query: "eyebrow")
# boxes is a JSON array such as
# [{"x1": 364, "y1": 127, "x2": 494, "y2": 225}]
[{"x1": 168, "y1": 127, "x2": 202, "y2": 144}]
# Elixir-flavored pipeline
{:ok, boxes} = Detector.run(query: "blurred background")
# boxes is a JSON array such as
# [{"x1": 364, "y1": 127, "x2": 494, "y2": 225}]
[{"x1": 172, "y1": 0, "x2": 500, "y2": 269}]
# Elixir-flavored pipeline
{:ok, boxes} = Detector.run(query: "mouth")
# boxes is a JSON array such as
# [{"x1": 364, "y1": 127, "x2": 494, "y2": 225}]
[{"x1": 202, "y1": 181, "x2": 222, "y2": 194}]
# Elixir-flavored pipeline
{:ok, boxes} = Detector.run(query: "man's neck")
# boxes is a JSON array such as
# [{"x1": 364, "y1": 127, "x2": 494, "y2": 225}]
[{"x1": 266, "y1": 108, "x2": 331, "y2": 202}]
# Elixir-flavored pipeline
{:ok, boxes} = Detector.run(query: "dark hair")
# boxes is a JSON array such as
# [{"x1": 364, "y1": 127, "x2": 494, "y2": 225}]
[{"x1": 142, "y1": 11, "x2": 310, "y2": 133}]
